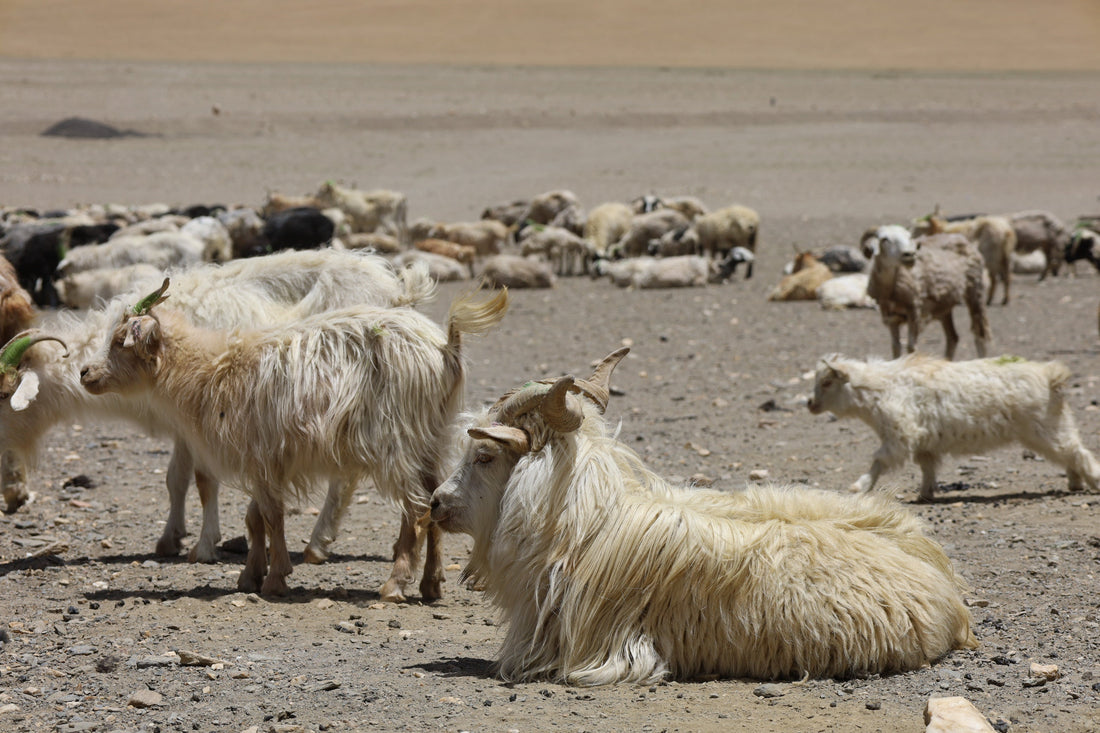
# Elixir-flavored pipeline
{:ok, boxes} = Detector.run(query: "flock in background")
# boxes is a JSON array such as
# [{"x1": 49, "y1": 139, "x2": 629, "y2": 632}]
[{"x1": 1, "y1": 181, "x2": 1098, "y2": 686}]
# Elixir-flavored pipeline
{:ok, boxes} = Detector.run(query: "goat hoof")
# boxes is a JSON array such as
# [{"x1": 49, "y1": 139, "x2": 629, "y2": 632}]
[
  {"x1": 155, "y1": 535, "x2": 184, "y2": 557},
  {"x1": 237, "y1": 570, "x2": 263, "y2": 594},
  {"x1": 379, "y1": 579, "x2": 407, "y2": 604},
  {"x1": 188, "y1": 544, "x2": 219, "y2": 564},
  {"x1": 303, "y1": 545, "x2": 328, "y2": 565},
  {"x1": 420, "y1": 579, "x2": 443, "y2": 602},
  {"x1": 261, "y1": 575, "x2": 289, "y2": 597}
]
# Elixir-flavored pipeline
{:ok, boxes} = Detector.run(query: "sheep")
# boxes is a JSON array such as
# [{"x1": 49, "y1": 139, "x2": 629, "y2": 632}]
[
  {"x1": 817, "y1": 245, "x2": 868, "y2": 273},
  {"x1": 80, "y1": 282, "x2": 509, "y2": 599},
  {"x1": 1063, "y1": 228, "x2": 1100, "y2": 273},
  {"x1": 862, "y1": 225, "x2": 990, "y2": 360},
  {"x1": 414, "y1": 238, "x2": 477, "y2": 275},
  {"x1": 1006, "y1": 209, "x2": 1069, "y2": 279},
  {"x1": 595, "y1": 254, "x2": 745, "y2": 289},
  {"x1": 409, "y1": 218, "x2": 509, "y2": 257},
  {"x1": 767, "y1": 251, "x2": 833, "y2": 301},
  {"x1": 657, "y1": 194, "x2": 710, "y2": 221},
  {"x1": 582, "y1": 202, "x2": 633, "y2": 261},
  {"x1": 808, "y1": 352, "x2": 1100, "y2": 501},
  {"x1": 0, "y1": 249, "x2": 436, "y2": 566},
  {"x1": 481, "y1": 199, "x2": 529, "y2": 227},
  {"x1": 816, "y1": 274, "x2": 875, "y2": 310},
  {"x1": 649, "y1": 226, "x2": 699, "y2": 257},
  {"x1": 518, "y1": 226, "x2": 590, "y2": 276},
  {"x1": 260, "y1": 191, "x2": 324, "y2": 218},
  {"x1": 479, "y1": 254, "x2": 556, "y2": 289},
  {"x1": 314, "y1": 181, "x2": 408, "y2": 242},
  {"x1": 57, "y1": 263, "x2": 163, "y2": 309},
  {"x1": 391, "y1": 250, "x2": 471, "y2": 282},
  {"x1": 608, "y1": 209, "x2": 690, "y2": 259},
  {"x1": 692, "y1": 205, "x2": 760, "y2": 277},
  {"x1": 55, "y1": 231, "x2": 206, "y2": 279},
  {"x1": 342, "y1": 231, "x2": 403, "y2": 254},
  {"x1": 429, "y1": 348, "x2": 976, "y2": 685},
  {"x1": 520, "y1": 190, "x2": 580, "y2": 227},
  {"x1": 913, "y1": 213, "x2": 1017, "y2": 305}
]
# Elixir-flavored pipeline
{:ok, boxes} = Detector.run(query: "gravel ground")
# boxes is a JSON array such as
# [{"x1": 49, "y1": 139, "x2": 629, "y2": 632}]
[{"x1": 1, "y1": 59, "x2": 1100, "y2": 732}]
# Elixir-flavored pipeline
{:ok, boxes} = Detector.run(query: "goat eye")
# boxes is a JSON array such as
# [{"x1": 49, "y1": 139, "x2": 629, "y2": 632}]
[{"x1": 474, "y1": 453, "x2": 494, "y2": 464}]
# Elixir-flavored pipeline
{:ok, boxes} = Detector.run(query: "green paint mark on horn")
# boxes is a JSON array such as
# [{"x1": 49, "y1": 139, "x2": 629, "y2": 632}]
[
  {"x1": 131, "y1": 277, "x2": 171, "y2": 316},
  {"x1": 0, "y1": 331, "x2": 69, "y2": 372}
]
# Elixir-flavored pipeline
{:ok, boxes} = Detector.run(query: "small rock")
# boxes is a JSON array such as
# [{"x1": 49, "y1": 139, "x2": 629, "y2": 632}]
[
  {"x1": 749, "y1": 469, "x2": 769, "y2": 481},
  {"x1": 438, "y1": 696, "x2": 465, "y2": 705},
  {"x1": 316, "y1": 598, "x2": 336, "y2": 610},
  {"x1": 135, "y1": 655, "x2": 177, "y2": 668},
  {"x1": 865, "y1": 700, "x2": 881, "y2": 710},
  {"x1": 177, "y1": 650, "x2": 226, "y2": 667},
  {"x1": 335, "y1": 622, "x2": 357, "y2": 634},
  {"x1": 1028, "y1": 662, "x2": 1059, "y2": 681},
  {"x1": 387, "y1": 619, "x2": 402, "y2": 629},
  {"x1": 924, "y1": 696, "x2": 996, "y2": 733},
  {"x1": 128, "y1": 689, "x2": 163, "y2": 708},
  {"x1": 752, "y1": 684, "x2": 784, "y2": 698}
]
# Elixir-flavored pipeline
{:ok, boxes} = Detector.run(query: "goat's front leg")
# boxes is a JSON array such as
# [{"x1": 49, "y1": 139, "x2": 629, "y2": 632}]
[
  {"x1": 905, "y1": 316, "x2": 921, "y2": 355},
  {"x1": 940, "y1": 313, "x2": 960, "y2": 360},
  {"x1": 1, "y1": 451, "x2": 29, "y2": 513},
  {"x1": 157, "y1": 440, "x2": 192, "y2": 556},
  {"x1": 238, "y1": 499, "x2": 267, "y2": 593},
  {"x1": 304, "y1": 479, "x2": 355, "y2": 564},
  {"x1": 380, "y1": 503, "x2": 421, "y2": 603},
  {"x1": 188, "y1": 468, "x2": 221, "y2": 563},
  {"x1": 916, "y1": 452, "x2": 939, "y2": 502},
  {"x1": 888, "y1": 321, "x2": 903, "y2": 359}
]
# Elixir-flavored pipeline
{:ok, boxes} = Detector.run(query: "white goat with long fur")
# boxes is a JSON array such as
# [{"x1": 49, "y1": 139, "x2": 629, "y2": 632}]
[
  {"x1": 81, "y1": 283, "x2": 509, "y2": 598},
  {"x1": 1, "y1": 250, "x2": 435, "y2": 566},
  {"x1": 808, "y1": 352, "x2": 1100, "y2": 501},
  {"x1": 862, "y1": 225, "x2": 990, "y2": 360},
  {"x1": 430, "y1": 348, "x2": 976, "y2": 685}
]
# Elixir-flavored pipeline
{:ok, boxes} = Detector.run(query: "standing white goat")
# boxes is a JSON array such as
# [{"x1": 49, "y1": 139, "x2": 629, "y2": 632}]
[
  {"x1": 430, "y1": 349, "x2": 976, "y2": 685},
  {"x1": 81, "y1": 281, "x2": 509, "y2": 599},
  {"x1": 0, "y1": 250, "x2": 435, "y2": 566},
  {"x1": 808, "y1": 353, "x2": 1100, "y2": 500}
]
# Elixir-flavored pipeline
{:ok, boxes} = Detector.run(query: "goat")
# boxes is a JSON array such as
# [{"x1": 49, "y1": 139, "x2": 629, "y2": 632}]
[
  {"x1": 808, "y1": 352, "x2": 1100, "y2": 500},
  {"x1": 862, "y1": 225, "x2": 990, "y2": 360},
  {"x1": 429, "y1": 348, "x2": 976, "y2": 684},
  {"x1": 81, "y1": 281, "x2": 509, "y2": 599}
]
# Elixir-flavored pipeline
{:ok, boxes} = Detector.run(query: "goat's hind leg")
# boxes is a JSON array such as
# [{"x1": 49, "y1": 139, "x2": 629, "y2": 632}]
[
  {"x1": 1, "y1": 451, "x2": 29, "y2": 513},
  {"x1": 237, "y1": 499, "x2": 268, "y2": 593},
  {"x1": 304, "y1": 479, "x2": 355, "y2": 564}
]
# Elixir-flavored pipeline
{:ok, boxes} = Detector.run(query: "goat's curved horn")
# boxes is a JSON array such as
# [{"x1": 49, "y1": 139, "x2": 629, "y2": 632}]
[
  {"x1": 0, "y1": 330, "x2": 69, "y2": 370},
  {"x1": 573, "y1": 347, "x2": 629, "y2": 413},
  {"x1": 131, "y1": 277, "x2": 171, "y2": 316},
  {"x1": 494, "y1": 382, "x2": 552, "y2": 423},
  {"x1": 540, "y1": 376, "x2": 584, "y2": 433}
]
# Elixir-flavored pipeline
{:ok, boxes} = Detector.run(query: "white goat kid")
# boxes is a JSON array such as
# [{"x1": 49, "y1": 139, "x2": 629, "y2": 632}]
[
  {"x1": 81, "y1": 280, "x2": 509, "y2": 599},
  {"x1": 808, "y1": 353, "x2": 1100, "y2": 501},
  {"x1": 431, "y1": 349, "x2": 976, "y2": 685}
]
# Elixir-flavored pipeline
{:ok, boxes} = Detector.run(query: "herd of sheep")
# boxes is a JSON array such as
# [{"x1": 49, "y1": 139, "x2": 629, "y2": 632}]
[{"x1": 1, "y1": 181, "x2": 1099, "y2": 687}]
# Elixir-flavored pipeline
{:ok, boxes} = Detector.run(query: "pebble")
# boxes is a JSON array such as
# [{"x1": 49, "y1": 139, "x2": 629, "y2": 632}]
[
  {"x1": 752, "y1": 684, "x2": 784, "y2": 699},
  {"x1": 924, "y1": 696, "x2": 996, "y2": 733},
  {"x1": 127, "y1": 689, "x2": 163, "y2": 708}
]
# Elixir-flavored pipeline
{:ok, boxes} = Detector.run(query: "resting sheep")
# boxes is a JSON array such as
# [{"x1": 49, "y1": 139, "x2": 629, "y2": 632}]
[
  {"x1": 582, "y1": 202, "x2": 633, "y2": 261},
  {"x1": 1006, "y1": 209, "x2": 1069, "y2": 279},
  {"x1": 609, "y1": 209, "x2": 690, "y2": 259},
  {"x1": 808, "y1": 352, "x2": 1100, "y2": 501},
  {"x1": 816, "y1": 274, "x2": 875, "y2": 310},
  {"x1": 518, "y1": 225, "x2": 590, "y2": 276},
  {"x1": 391, "y1": 250, "x2": 471, "y2": 282},
  {"x1": 479, "y1": 254, "x2": 556, "y2": 289},
  {"x1": 767, "y1": 251, "x2": 832, "y2": 301},
  {"x1": 429, "y1": 348, "x2": 976, "y2": 685},
  {"x1": 862, "y1": 225, "x2": 990, "y2": 360},
  {"x1": 414, "y1": 238, "x2": 477, "y2": 275},
  {"x1": 409, "y1": 218, "x2": 509, "y2": 257},
  {"x1": 692, "y1": 204, "x2": 760, "y2": 277},
  {"x1": 55, "y1": 231, "x2": 208, "y2": 278},
  {"x1": 81, "y1": 282, "x2": 509, "y2": 598}
]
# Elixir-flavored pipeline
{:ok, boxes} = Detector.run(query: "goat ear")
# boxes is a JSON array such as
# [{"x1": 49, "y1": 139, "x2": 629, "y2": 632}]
[
  {"x1": 9, "y1": 370, "x2": 39, "y2": 411},
  {"x1": 122, "y1": 315, "x2": 161, "y2": 358},
  {"x1": 469, "y1": 425, "x2": 529, "y2": 454},
  {"x1": 822, "y1": 359, "x2": 850, "y2": 382}
]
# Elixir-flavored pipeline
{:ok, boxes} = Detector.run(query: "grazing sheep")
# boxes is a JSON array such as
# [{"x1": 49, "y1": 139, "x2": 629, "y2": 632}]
[
  {"x1": 481, "y1": 199, "x2": 529, "y2": 227},
  {"x1": 808, "y1": 352, "x2": 1100, "y2": 500},
  {"x1": 692, "y1": 204, "x2": 760, "y2": 277},
  {"x1": 80, "y1": 283, "x2": 509, "y2": 599},
  {"x1": 862, "y1": 225, "x2": 990, "y2": 360},
  {"x1": 817, "y1": 274, "x2": 875, "y2": 310},
  {"x1": 768, "y1": 251, "x2": 833, "y2": 301},
  {"x1": 479, "y1": 254, "x2": 556, "y2": 289},
  {"x1": 57, "y1": 263, "x2": 163, "y2": 309},
  {"x1": 55, "y1": 231, "x2": 207, "y2": 279},
  {"x1": 429, "y1": 348, "x2": 976, "y2": 684},
  {"x1": 609, "y1": 209, "x2": 690, "y2": 259},
  {"x1": 314, "y1": 181, "x2": 408, "y2": 242},
  {"x1": 1006, "y1": 209, "x2": 1069, "y2": 279},
  {"x1": 518, "y1": 226, "x2": 590, "y2": 276},
  {"x1": 913, "y1": 213, "x2": 1017, "y2": 305},
  {"x1": 391, "y1": 250, "x2": 471, "y2": 282},
  {"x1": 582, "y1": 202, "x2": 634, "y2": 261},
  {"x1": 409, "y1": 218, "x2": 509, "y2": 257},
  {"x1": 1, "y1": 250, "x2": 436, "y2": 565}
]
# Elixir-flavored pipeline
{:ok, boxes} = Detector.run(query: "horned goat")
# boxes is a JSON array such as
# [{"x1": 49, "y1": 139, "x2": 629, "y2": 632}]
[
  {"x1": 862, "y1": 225, "x2": 990, "y2": 360},
  {"x1": 80, "y1": 281, "x2": 509, "y2": 598},
  {"x1": 0, "y1": 250, "x2": 435, "y2": 567},
  {"x1": 429, "y1": 348, "x2": 976, "y2": 685},
  {"x1": 808, "y1": 353, "x2": 1100, "y2": 500}
]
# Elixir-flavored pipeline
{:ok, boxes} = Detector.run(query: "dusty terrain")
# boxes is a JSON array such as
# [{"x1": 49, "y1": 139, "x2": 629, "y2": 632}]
[{"x1": 2, "y1": 8, "x2": 1100, "y2": 730}]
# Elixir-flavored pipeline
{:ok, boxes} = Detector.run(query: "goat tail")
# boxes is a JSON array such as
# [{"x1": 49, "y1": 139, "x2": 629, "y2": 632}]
[
  {"x1": 446, "y1": 287, "x2": 510, "y2": 350},
  {"x1": 1045, "y1": 360, "x2": 1072, "y2": 393},
  {"x1": 392, "y1": 260, "x2": 437, "y2": 308}
]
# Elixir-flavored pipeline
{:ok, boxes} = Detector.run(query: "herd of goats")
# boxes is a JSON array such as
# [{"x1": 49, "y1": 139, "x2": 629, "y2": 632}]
[{"x1": 1, "y1": 181, "x2": 1099, "y2": 688}]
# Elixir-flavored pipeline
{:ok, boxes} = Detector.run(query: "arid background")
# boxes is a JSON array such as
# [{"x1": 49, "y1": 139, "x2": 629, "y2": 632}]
[{"x1": 1, "y1": 2, "x2": 1100, "y2": 732}]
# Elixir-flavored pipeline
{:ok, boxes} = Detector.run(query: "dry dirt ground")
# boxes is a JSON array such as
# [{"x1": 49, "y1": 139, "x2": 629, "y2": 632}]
[{"x1": 1, "y1": 46, "x2": 1100, "y2": 733}]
